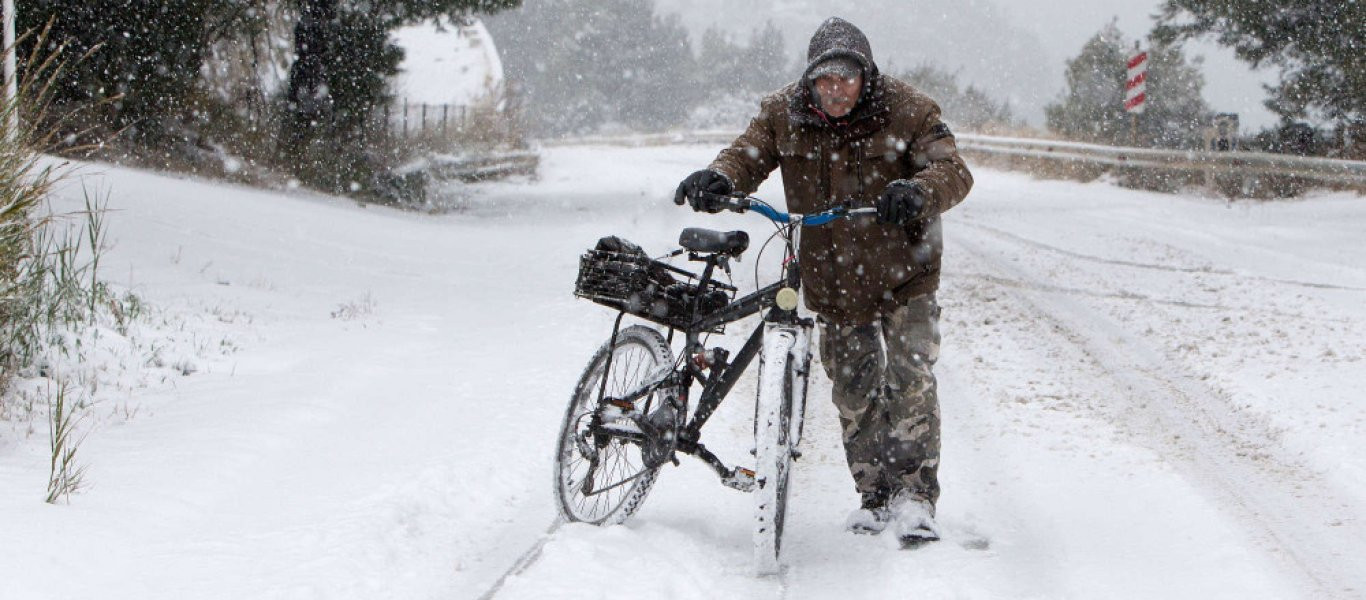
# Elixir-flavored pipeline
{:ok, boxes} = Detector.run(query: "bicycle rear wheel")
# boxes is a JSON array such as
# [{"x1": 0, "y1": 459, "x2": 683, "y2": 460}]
[
  {"x1": 554, "y1": 324, "x2": 675, "y2": 525},
  {"x1": 753, "y1": 324, "x2": 797, "y2": 575}
]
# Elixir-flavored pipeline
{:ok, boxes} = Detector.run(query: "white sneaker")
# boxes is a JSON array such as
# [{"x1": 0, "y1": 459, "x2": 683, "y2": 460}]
[{"x1": 888, "y1": 493, "x2": 941, "y2": 545}]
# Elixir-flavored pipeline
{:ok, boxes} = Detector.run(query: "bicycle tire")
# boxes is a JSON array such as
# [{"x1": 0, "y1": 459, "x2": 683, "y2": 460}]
[
  {"x1": 553, "y1": 324, "x2": 674, "y2": 525},
  {"x1": 788, "y1": 327, "x2": 812, "y2": 448},
  {"x1": 752, "y1": 326, "x2": 797, "y2": 575}
]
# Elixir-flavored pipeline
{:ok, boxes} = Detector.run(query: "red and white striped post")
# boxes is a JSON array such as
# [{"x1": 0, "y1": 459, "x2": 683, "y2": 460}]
[{"x1": 1125, "y1": 43, "x2": 1148, "y2": 145}]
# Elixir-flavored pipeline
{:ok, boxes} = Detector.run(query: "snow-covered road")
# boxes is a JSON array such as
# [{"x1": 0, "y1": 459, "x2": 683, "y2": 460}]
[{"x1": 3, "y1": 145, "x2": 1363, "y2": 599}]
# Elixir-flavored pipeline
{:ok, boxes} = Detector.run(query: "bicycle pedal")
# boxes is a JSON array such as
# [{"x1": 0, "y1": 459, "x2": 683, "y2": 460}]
[
  {"x1": 721, "y1": 467, "x2": 757, "y2": 492},
  {"x1": 790, "y1": 448, "x2": 803, "y2": 460}
]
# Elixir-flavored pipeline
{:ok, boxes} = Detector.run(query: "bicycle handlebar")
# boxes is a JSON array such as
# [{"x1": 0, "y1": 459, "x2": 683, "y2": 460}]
[{"x1": 695, "y1": 191, "x2": 877, "y2": 226}]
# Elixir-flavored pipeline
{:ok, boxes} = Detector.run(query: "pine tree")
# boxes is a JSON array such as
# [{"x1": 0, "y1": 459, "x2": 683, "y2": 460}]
[
  {"x1": 1153, "y1": 0, "x2": 1363, "y2": 127},
  {"x1": 898, "y1": 65, "x2": 1014, "y2": 131},
  {"x1": 696, "y1": 27, "x2": 746, "y2": 93},
  {"x1": 694, "y1": 22, "x2": 792, "y2": 100},
  {"x1": 17, "y1": 0, "x2": 249, "y2": 146},
  {"x1": 280, "y1": 0, "x2": 520, "y2": 193},
  {"x1": 742, "y1": 22, "x2": 790, "y2": 93},
  {"x1": 486, "y1": 0, "x2": 698, "y2": 136},
  {"x1": 1046, "y1": 21, "x2": 1210, "y2": 148}
]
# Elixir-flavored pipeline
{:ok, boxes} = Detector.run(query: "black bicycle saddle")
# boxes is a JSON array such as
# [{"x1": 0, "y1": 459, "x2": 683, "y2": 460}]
[{"x1": 679, "y1": 228, "x2": 749, "y2": 256}]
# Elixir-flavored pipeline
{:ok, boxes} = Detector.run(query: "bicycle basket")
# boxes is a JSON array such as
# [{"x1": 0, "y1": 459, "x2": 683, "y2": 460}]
[{"x1": 574, "y1": 248, "x2": 733, "y2": 333}]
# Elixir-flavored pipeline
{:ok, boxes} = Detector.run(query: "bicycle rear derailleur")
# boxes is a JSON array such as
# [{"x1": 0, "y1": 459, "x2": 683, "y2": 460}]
[{"x1": 583, "y1": 390, "x2": 685, "y2": 469}]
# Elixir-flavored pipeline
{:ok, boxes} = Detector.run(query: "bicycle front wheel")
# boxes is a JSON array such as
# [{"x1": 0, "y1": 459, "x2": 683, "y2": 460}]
[
  {"x1": 554, "y1": 324, "x2": 674, "y2": 525},
  {"x1": 753, "y1": 324, "x2": 797, "y2": 575}
]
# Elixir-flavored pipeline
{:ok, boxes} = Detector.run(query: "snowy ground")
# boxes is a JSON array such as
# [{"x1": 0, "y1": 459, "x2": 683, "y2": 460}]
[{"x1": 2, "y1": 144, "x2": 1364, "y2": 599}]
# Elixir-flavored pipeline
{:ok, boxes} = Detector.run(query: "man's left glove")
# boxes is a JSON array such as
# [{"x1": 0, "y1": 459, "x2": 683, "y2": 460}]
[{"x1": 876, "y1": 180, "x2": 931, "y2": 225}]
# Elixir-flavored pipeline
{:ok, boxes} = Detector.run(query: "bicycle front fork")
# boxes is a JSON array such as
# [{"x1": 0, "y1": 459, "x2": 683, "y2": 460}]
[
  {"x1": 782, "y1": 321, "x2": 813, "y2": 450},
  {"x1": 759, "y1": 320, "x2": 813, "y2": 448}
]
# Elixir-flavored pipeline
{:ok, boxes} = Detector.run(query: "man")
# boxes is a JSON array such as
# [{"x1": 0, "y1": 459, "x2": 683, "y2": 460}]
[{"x1": 674, "y1": 17, "x2": 972, "y2": 545}]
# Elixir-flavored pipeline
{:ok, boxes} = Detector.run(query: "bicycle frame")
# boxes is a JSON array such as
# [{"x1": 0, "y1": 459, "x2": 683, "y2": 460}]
[{"x1": 590, "y1": 223, "x2": 813, "y2": 486}]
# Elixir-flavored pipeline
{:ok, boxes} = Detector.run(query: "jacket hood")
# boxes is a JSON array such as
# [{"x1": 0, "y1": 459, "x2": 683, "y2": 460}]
[
  {"x1": 791, "y1": 17, "x2": 886, "y2": 129},
  {"x1": 802, "y1": 17, "x2": 880, "y2": 85}
]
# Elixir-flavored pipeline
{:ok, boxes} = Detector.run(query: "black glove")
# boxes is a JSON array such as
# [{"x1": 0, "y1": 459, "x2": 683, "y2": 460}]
[
  {"x1": 673, "y1": 169, "x2": 733, "y2": 213},
  {"x1": 876, "y1": 180, "x2": 931, "y2": 225}
]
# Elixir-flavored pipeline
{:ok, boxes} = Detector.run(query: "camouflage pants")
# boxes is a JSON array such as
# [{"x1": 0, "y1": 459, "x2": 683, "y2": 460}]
[{"x1": 819, "y1": 294, "x2": 941, "y2": 507}]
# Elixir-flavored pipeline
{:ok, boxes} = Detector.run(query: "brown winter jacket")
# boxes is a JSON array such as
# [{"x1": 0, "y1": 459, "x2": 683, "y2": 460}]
[{"x1": 708, "y1": 18, "x2": 973, "y2": 325}]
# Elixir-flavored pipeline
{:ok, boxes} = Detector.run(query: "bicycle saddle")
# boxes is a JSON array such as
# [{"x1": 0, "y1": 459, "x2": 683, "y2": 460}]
[{"x1": 679, "y1": 228, "x2": 749, "y2": 256}]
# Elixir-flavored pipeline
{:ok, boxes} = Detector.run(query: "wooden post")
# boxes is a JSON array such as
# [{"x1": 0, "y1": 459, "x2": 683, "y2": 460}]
[
  {"x1": 442, "y1": 104, "x2": 449, "y2": 136},
  {"x1": 402, "y1": 98, "x2": 408, "y2": 137},
  {"x1": 421, "y1": 103, "x2": 427, "y2": 133},
  {"x1": 3, "y1": 0, "x2": 16, "y2": 142}
]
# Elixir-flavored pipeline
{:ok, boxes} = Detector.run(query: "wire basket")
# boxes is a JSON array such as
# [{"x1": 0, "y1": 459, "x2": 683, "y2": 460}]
[{"x1": 574, "y1": 249, "x2": 733, "y2": 333}]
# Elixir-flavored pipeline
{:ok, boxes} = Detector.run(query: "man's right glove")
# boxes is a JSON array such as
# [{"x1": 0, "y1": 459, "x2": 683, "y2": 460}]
[
  {"x1": 673, "y1": 169, "x2": 733, "y2": 213},
  {"x1": 876, "y1": 179, "x2": 931, "y2": 225}
]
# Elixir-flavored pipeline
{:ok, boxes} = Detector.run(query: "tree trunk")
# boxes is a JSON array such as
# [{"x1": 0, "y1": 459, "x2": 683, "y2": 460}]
[{"x1": 282, "y1": 0, "x2": 337, "y2": 156}]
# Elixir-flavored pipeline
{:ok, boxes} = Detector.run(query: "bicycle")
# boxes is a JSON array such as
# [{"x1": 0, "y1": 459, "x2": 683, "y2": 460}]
[{"x1": 554, "y1": 192, "x2": 875, "y2": 575}]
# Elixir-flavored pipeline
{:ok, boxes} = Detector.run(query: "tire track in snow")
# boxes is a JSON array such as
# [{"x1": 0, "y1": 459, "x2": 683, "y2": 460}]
[
  {"x1": 945, "y1": 271, "x2": 1346, "y2": 321},
  {"x1": 959, "y1": 219, "x2": 1366, "y2": 292},
  {"x1": 955, "y1": 231, "x2": 1366, "y2": 599},
  {"x1": 473, "y1": 520, "x2": 562, "y2": 600}
]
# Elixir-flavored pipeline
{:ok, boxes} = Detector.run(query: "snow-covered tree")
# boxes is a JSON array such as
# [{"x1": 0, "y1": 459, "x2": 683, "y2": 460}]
[
  {"x1": 1046, "y1": 21, "x2": 1210, "y2": 149},
  {"x1": 488, "y1": 0, "x2": 699, "y2": 135},
  {"x1": 281, "y1": 0, "x2": 520, "y2": 193},
  {"x1": 17, "y1": 0, "x2": 248, "y2": 145},
  {"x1": 1153, "y1": 0, "x2": 1363, "y2": 128},
  {"x1": 897, "y1": 65, "x2": 1015, "y2": 132}
]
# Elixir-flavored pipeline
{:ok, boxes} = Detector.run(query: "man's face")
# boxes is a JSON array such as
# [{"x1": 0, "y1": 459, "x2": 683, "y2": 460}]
[{"x1": 814, "y1": 73, "x2": 862, "y2": 118}]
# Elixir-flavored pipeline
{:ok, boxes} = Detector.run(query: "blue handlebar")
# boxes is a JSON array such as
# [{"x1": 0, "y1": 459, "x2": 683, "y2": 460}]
[
  {"x1": 744, "y1": 199, "x2": 875, "y2": 226},
  {"x1": 693, "y1": 191, "x2": 875, "y2": 225},
  {"x1": 746, "y1": 202, "x2": 790, "y2": 223}
]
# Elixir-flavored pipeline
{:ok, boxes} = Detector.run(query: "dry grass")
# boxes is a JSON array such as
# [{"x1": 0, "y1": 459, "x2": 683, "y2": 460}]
[
  {"x1": 3, "y1": 25, "x2": 138, "y2": 503},
  {"x1": 45, "y1": 381, "x2": 87, "y2": 503}
]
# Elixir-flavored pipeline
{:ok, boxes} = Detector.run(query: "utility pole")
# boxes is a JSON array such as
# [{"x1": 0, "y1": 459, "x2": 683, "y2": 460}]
[{"x1": 3, "y1": 0, "x2": 16, "y2": 142}]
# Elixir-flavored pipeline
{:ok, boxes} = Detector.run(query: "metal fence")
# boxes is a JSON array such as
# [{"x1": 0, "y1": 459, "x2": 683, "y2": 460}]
[{"x1": 385, "y1": 100, "x2": 472, "y2": 138}]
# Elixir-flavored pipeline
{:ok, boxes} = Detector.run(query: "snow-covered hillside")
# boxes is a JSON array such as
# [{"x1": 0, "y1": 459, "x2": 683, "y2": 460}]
[{"x1": 2, "y1": 145, "x2": 1364, "y2": 599}]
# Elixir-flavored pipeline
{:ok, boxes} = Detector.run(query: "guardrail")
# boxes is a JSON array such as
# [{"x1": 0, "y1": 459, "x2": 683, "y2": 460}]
[
  {"x1": 956, "y1": 134, "x2": 1366, "y2": 187},
  {"x1": 406, "y1": 150, "x2": 539, "y2": 182},
  {"x1": 548, "y1": 131, "x2": 1366, "y2": 191}
]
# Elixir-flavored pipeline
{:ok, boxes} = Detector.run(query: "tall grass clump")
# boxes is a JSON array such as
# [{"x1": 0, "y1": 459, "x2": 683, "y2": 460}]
[
  {"x1": 45, "y1": 381, "x2": 87, "y2": 503},
  {"x1": 0, "y1": 30, "x2": 66, "y2": 391},
  {"x1": 2, "y1": 25, "x2": 133, "y2": 502}
]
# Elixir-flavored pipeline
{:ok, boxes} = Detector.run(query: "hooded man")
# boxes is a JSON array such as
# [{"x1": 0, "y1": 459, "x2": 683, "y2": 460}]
[{"x1": 674, "y1": 17, "x2": 973, "y2": 545}]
